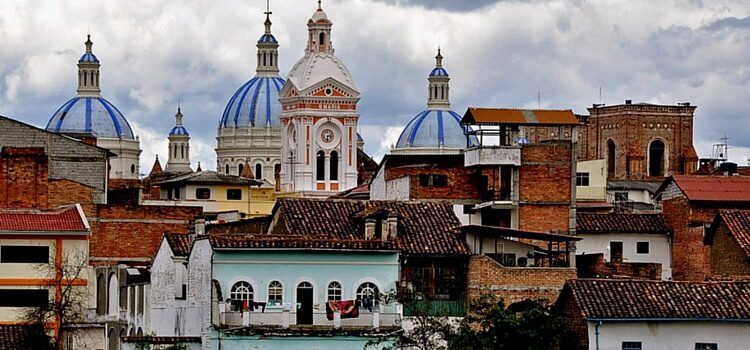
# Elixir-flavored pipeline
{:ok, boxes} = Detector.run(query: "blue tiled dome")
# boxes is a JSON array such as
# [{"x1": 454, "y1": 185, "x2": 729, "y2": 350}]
[
  {"x1": 258, "y1": 33, "x2": 278, "y2": 44},
  {"x1": 79, "y1": 52, "x2": 99, "y2": 63},
  {"x1": 429, "y1": 67, "x2": 449, "y2": 77},
  {"x1": 46, "y1": 97, "x2": 134, "y2": 139},
  {"x1": 220, "y1": 76, "x2": 285, "y2": 128},
  {"x1": 170, "y1": 125, "x2": 189, "y2": 136},
  {"x1": 395, "y1": 109, "x2": 477, "y2": 149}
]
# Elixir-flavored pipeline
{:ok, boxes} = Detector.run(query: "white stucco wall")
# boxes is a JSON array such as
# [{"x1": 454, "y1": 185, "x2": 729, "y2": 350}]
[
  {"x1": 589, "y1": 321, "x2": 750, "y2": 350},
  {"x1": 186, "y1": 239, "x2": 213, "y2": 350},
  {"x1": 577, "y1": 233, "x2": 671, "y2": 280},
  {"x1": 149, "y1": 238, "x2": 189, "y2": 336}
]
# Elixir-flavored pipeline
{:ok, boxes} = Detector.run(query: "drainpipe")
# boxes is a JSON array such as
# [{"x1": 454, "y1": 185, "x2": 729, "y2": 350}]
[{"x1": 595, "y1": 320, "x2": 603, "y2": 350}]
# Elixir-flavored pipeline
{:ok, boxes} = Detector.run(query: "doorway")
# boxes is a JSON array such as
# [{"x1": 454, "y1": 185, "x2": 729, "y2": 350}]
[
  {"x1": 610, "y1": 241, "x2": 623, "y2": 263},
  {"x1": 296, "y1": 282, "x2": 313, "y2": 325}
]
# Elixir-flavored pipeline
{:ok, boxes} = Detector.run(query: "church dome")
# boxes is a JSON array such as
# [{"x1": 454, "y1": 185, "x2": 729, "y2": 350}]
[
  {"x1": 220, "y1": 76, "x2": 286, "y2": 128},
  {"x1": 169, "y1": 125, "x2": 189, "y2": 136},
  {"x1": 46, "y1": 96, "x2": 135, "y2": 139},
  {"x1": 287, "y1": 53, "x2": 358, "y2": 92},
  {"x1": 258, "y1": 33, "x2": 277, "y2": 44},
  {"x1": 395, "y1": 109, "x2": 475, "y2": 149}
]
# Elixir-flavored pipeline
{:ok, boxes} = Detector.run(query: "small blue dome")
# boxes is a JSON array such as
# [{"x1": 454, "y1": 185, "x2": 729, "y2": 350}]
[
  {"x1": 46, "y1": 97, "x2": 134, "y2": 139},
  {"x1": 79, "y1": 53, "x2": 99, "y2": 63},
  {"x1": 220, "y1": 76, "x2": 285, "y2": 128},
  {"x1": 258, "y1": 33, "x2": 278, "y2": 44},
  {"x1": 395, "y1": 109, "x2": 477, "y2": 149},
  {"x1": 170, "y1": 126, "x2": 189, "y2": 136},
  {"x1": 429, "y1": 67, "x2": 449, "y2": 77}
]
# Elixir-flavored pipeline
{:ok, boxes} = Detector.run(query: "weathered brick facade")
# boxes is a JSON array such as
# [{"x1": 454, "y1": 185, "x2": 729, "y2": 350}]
[
  {"x1": 579, "y1": 103, "x2": 698, "y2": 180},
  {"x1": 467, "y1": 255, "x2": 575, "y2": 304},
  {"x1": 381, "y1": 154, "x2": 482, "y2": 201},
  {"x1": 577, "y1": 253, "x2": 662, "y2": 280},
  {"x1": 519, "y1": 142, "x2": 575, "y2": 234},
  {"x1": 0, "y1": 147, "x2": 49, "y2": 208}
]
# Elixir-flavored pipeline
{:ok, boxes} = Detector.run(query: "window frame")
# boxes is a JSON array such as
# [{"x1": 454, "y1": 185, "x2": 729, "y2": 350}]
[
  {"x1": 356, "y1": 282, "x2": 380, "y2": 303},
  {"x1": 636, "y1": 241, "x2": 650, "y2": 255},
  {"x1": 226, "y1": 189, "x2": 243, "y2": 201},
  {"x1": 576, "y1": 172, "x2": 590, "y2": 186},
  {"x1": 695, "y1": 343, "x2": 718, "y2": 350},
  {"x1": 327, "y1": 281, "x2": 342, "y2": 301},
  {"x1": 195, "y1": 188, "x2": 211, "y2": 200},
  {"x1": 622, "y1": 341, "x2": 642, "y2": 350},
  {"x1": 267, "y1": 281, "x2": 283, "y2": 306},
  {"x1": 0, "y1": 245, "x2": 50, "y2": 264},
  {"x1": 229, "y1": 281, "x2": 254, "y2": 303}
]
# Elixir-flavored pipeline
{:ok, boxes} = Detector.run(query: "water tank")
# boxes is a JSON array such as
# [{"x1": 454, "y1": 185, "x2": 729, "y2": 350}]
[{"x1": 719, "y1": 162, "x2": 738, "y2": 174}]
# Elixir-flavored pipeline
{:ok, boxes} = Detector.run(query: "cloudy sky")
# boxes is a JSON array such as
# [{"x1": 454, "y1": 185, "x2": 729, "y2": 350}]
[{"x1": 2, "y1": 0, "x2": 750, "y2": 174}]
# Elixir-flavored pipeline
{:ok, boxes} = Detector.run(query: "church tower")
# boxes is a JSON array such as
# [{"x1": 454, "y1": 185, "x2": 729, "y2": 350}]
[
  {"x1": 279, "y1": 1, "x2": 360, "y2": 195},
  {"x1": 165, "y1": 107, "x2": 192, "y2": 173}
]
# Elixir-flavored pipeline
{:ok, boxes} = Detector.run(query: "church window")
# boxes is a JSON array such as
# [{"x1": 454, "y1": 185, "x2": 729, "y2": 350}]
[
  {"x1": 319, "y1": 32, "x2": 326, "y2": 46},
  {"x1": 230, "y1": 281, "x2": 253, "y2": 304},
  {"x1": 96, "y1": 273, "x2": 106, "y2": 316},
  {"x1": 267, "y1": 281, "x2": 283, "y2": 306},
  {"x1": 327, "y1": 281, "x2": 342, "y2": 301},
  {"x1": 181, "y1": 145, "x2": 184, "y2": 158},
  {"x1": 270, "y1": 53, "x2": 273, "y2": 66},
  {"x1": 607, "y1": 140, "x2": 616, "y2": 178},
  {"x1": 195, "y1": 188, "x2": 211, "y2": 200},
  {"x1": 316, "y1": 151, "x2": 325, "y2": 181},
  {"x1": 356, "y1": 282, "x2": 380, "y2": 307},
  {"x1": 255, "y1": 164, "x2": 262, "y2": 180},
  {"x1": 227, "y1": 189, "x2": 242, "y2": 200},
  {"x1": 131, "y1": 164, "x2": 136, "y2": 174},
  {"x1": 174, "y1": 145, "x2": 178, "y2": 158},
  {"x1": 440, "y1": 86, "x2": 444, "y2": 99},
  {"x1": 648, "y1": 139, "x2": 666, "y2": 177},
  {"x1": 83, "y1": 71, "x2": 88, "y2": 85},
  {"x1": 263, "y1": 52, "x2": 267, "y2": 66},
  {"x1": 225, "y1": 164, "x2": 230, "y2": 174},
  {"x1": 238, "y1": 163, "x2": 244, "y2": 177},
  {"x1": 433, "y1": 86, "x2": 438, "y2": 100},
  {"x1": 90, "y1": 71, "x2": 95, "y2": 85},
  {"x1": 330, "y1": 151, "x2": 339, "y2": 181},
  {"x1": 107, "y1": 273, "x2": 118, "y2": 316}
]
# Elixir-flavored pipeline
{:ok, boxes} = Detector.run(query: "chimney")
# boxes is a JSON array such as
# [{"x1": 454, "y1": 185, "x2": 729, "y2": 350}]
[
  {"x1": 625, "y1": 99, "x2": 632, "y2": 105},
  {"x1": 365, "y1": 219, "x2": 376, "y2": 240},
  {"x1": 195, "y1": 217, "x2": 206, "y2": 236},
  {"x1": 380, "y1": 219, "x2": 389, "y2": 242},
  {"x1": 386, "y1": 215, "x2": 398, "y2": 241}
]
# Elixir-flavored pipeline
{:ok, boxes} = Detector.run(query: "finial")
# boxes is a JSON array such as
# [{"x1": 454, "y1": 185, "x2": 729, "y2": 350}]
[
  {"x1": 435, "y1": 46, "x2": 443, "y2": 68},
  {"x1": 318, "y1": 0, "x2": 322, "y2": 11},
  {"x1": 264, "y1": 0, "x2": 273, "y2": 33},
  {"x1": 85, "y1": 34, "x2": 93, "y2": 53}
]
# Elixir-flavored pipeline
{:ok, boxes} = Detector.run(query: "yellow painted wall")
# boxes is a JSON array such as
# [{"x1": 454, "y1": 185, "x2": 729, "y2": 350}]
[{"x1": 576, "y1": 159, "x2": 607, "y2": 201}]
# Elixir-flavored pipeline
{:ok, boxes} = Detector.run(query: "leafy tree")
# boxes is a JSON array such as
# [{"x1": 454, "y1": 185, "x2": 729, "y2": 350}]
[{"x1": 135, "y1": 334, "x2": 190, "y2": 350}]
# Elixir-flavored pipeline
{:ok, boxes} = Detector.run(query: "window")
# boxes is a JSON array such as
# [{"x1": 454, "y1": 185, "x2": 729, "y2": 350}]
[
  {"x1": 356, "y1": 282, "x2": 380, "y2": 303},
  {"x1": 576, "y1": 172, "x2": 590, "y2": 186},
  {"x1": 330, "y1": 151, "x2": 339, "y2": 181},
  {"x1": 649, "y1": 139, "x2": 666, "y2": 177},
  {"x1": 636, "y1": 241, "x2": 650, "y2": 254},
  {"x1": 695, "y1": 343, "x2": 718, "y2": 350},
  {"x1": 0, "y1": 246, "x2": 49, "y2": 263},
  {"x1": 607, "y1": 140, "x2": 616, "y2": 178},
  {"x1": 419, "y1": 174, "x2": 448, "y2": 187},
  {"x1": 195, "y1": 188, "x2": 211, "y2": 200},
  {"x1": 173, "y1": 188, "x2": 180, "y2": 200},
  {"x1": 0, "y1": 289, "x2": 48, "y2": 307},
  {"x1": 316, "y1": 151, "x2": 325, "y2": 181},
  {"x1": 227, "y1": 189, "x2": 242, "y2": 200},
  {"x1": 230, "y1": 281, "x2": 254, "y2": 303},
  {"x1": 238, "y1": 163, "x2": 244, "y2": 177},
  {"x1": 614, "y1": 192, "x2": 629, "y2": 202},
  {"x1": 319, "y1": 32, "x2": 326, "y2": 46},
  {"x1": 131, "y1": 164, "x2": 136, "y2": 174},
  {"x1": 610, "y1": 241, "x2": 623, "y2": 263},
  {"x1": 268, "y1": 281, "x2": 283, "y2": 306},
  {"x1": 622, "y1": 341, "x2": 642, "y2": 350},
  {"x1": 327, "y1": 281, "x2": 342, "y2": 301},
  {"x1": 225, "y1": 164, "x2": 229, "y2": 174},
  {"x1": 255, "y1": 164, "x2": 262, "y2": 180}
]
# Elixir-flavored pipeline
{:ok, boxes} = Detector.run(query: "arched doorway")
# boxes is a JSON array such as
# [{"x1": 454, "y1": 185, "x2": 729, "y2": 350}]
[
  {"x1": 607, "y1": 140, "x2": 616, "y2": 178},
  {"x1": 649, "y1": 140, "x2": 666, "y2": 177},
  {"x1": 296, "y1": 282, "x2": 314, "y2": 325}
]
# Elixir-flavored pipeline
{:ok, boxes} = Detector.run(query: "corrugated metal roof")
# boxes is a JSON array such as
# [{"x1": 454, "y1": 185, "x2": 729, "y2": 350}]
[
  {"x1": 461, "y1": 108, "x2": 579, "y2": 125},
  {"x1": 672, "y1": 175, "x2": 750, "y2": 202}
]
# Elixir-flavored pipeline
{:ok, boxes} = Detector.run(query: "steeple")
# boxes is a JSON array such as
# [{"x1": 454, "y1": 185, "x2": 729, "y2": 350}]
[
  {"x1": 306, "y1": 0, "x2": 334, "y2": 54},
  {"x1": 427, "y1": 47, "x2": 450, "y2": 110},
  {"x1": 256, "y1": 0, "x2": 280, "y2": 76},
  {"x1": 77, "y1": 35, "x2": 101, "y2": 97},
  {"x1": 166, "y1": 106, "x2": 192, "y2": 173}
]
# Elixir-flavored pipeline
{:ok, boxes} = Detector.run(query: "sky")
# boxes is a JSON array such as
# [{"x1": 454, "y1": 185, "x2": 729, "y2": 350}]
[{"x1": 1, "y1": 0, "x2": 750, "y2": 175}]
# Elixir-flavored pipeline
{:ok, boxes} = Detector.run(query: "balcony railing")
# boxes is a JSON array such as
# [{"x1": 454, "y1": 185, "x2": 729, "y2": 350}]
[
  {"x1": 464, "y1": 146, "x2": 521, "y2": 167},
  {"x1": 220, "y1": 306, "x2": 401, "y2": 330}
]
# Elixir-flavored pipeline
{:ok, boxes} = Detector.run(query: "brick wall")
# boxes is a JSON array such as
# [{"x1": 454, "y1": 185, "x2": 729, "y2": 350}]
[
  {"x1": 384, "y1": 163, "x2": 482, "y2": 201},
  {"x1": 557, "y1": 289, "x2": 589, "y2": 350},
  {"x1": 49, "y1": 179, "x2": 98, "y2": 215},
  {"x1": 0, "y1": 147, "x2": 49, "y2": 208},
  {"x1": 467, "y1": 255, "x2": 576, "y2": 304},
  {"x1": 519, "y1": 142, "x2": 574, "y2": 234},
  {"x1": 709, "y1": 224, "x2": 750, "y2": 276},
  {"x1": 577, "y1": 253, "x2": 662, "y2": 280}
]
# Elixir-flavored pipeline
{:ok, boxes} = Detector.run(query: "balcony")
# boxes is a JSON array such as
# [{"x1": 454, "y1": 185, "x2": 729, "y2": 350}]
[
  {"x1": 220, "y1": 305, "x2": 401, "y2": 331},
  {"x1": 464, "y1": 146, "x2": 521, "y2": 167}
]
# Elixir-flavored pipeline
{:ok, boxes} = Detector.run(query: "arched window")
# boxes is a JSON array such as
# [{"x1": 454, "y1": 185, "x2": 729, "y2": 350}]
[
  {"x1": 433, "y1": 86, "x2": 438, "y2": 100},
  {"x1": 83, "y1": 71, "x2": 88, "y2": 85},
  {"x1": 268, "y1": 281, "x2": 283, "y2": 306},
  {"x1": 181, "y1": 145, "x2": 184, "y2": 158},
  {"x1": 607, "y1": 140, "x2": 616, "y2": 178},
  {"x1": 270, "y1": 53, "x2": 274, "y2": 66},
  {"x1": 90, "y1": 72, "x2": 95, "y2": 85},
  {"x1": 356, "y1": 282, "x2": 379, "y2": 301},
  {"x1": 96, "y1": 72, "x2": 99, "y2": 86},
  {"x1": 96, "y1": 273, "x2": 106, "y2": 316},
  {"x1": 255, "y1": 164, "x2": 262, "y2": 180},
  {"x1": 107, "y1": 274, "x2": 118, "y2": 316},
  {"x1": 107, "y1": 328, "x2": 117, "y2": 350},
  {"x1": 238, "y1": 163, "x2": 244, "y2": 177},
  {"x1": 440, "y1": 86, "x2": 444, "y2": 99},
  {"x1": 649, "y1": 140, "x2": 666, "y2": 177},
  {"x1": 225, "y1": 164, "x2": 230, "y2": 174},
  {"x1": 174, "y1": 145, "x2": 178, "y2": 158},
  {"x1": 319, "y1": 32, "x2": 326, "y2": 46},
  {"x1": 274, "y1": 164, "x2": 281, "y2": 178},
  {"x1": 230, "y1": 281, "x2": 254, "y2": 303},
  {"x1": 327, "y1": 281, "x2": 342, "y2": 301},
  {"x1": 130, "y1": 164, "x2": 135, "y2": 174},
  {"x1": 330, "y1": 151, "x2": 339, "y2": 181},
  {"x1": 316, "y1": 151, "x2": 325, "y2": 181},
  {"x1": 263, "y1": 52, "x2": 267, "y2": 66}
]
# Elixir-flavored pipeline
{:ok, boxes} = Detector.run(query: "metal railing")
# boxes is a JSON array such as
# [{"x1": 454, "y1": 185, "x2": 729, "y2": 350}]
[{"x1": 221, "y1": 307, "x2": 401, "y2": 329}]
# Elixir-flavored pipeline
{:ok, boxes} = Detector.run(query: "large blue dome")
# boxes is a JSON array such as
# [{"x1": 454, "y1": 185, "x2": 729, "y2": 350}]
[
  {"x1": 395, "y1": 109, "x2": 476, "y2": 149},
  {"x1": 220, "y1": 76, "x2": 285, "y2": 128},
  {"x1": 46, "y1": 96, "x2": 134, "y2": 139}
]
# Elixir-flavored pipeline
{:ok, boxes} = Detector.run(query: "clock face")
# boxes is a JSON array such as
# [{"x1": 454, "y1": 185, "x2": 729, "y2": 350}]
[{"x1": 322, "y1": 129, "x2": 334, "y2": 143}]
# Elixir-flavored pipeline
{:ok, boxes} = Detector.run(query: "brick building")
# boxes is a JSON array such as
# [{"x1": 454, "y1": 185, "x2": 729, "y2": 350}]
[
  {"x1": 656, "y1": 175, "x2": 750, "y2": 281},
  {"x1": 704, "y1": 210, "x2": 750, "y2": 277},
  {"x1": 579, "y1": 101, "x2": 698, "y2": 181}
]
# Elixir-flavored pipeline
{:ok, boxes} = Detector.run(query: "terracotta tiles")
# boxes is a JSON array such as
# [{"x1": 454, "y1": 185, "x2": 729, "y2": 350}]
[
  {"x1": 166, "y1": 233, "x2": 192, "y2": 256},
  {"x1": 0, "y1": 204, "x2": 86, "y2": 232},
  {"x1": 462, "y1": 108, "x2": 578, "y2": 125},
  {"x1": 564, "y1": 279, "x2": 750, "y2": 320},
  {"x1": 671, "y1": 175, "x2": 750, "y2": 202},
  {"x1": 0, "y1": 324, "x2": 47, "y2": 350},
  {"x1": 576, "y1": 213, "x2": 670, "y2": 234}
]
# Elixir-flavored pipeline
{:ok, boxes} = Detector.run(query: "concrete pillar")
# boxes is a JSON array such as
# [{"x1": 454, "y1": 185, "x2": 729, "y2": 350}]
[
  {"x1": 282, "y1": 309, "x2": 290, "y2": 329},
  {"x1": 333, "y1": 310, "x2": 341, "y2": 329}
]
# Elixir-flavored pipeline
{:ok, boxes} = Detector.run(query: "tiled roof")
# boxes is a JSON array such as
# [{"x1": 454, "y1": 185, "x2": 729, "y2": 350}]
[
  {"x1": 665, "y1": 175, "x2": 750, "y2": 202},
  {"x1": 154, "y1": 170, "x2": 261, "y2": 186},
  {"x1": 0, "y1": 324, "x2": 48, "y2": 350},
  {"x1": 165, "y1": 233, "x2": 192, "y2": 256},
  {"x1": 461, "y1": 108, "x2": 579, "y2": 125},
  {"x1": 706, "y1": 210, "x2": 750, "y2": 258},
  {"x1": 562, "y1": 279, "x2": 750, "y2": 320},
  {"x1": 210, "y1": 234, "x2": 399, "y2": 251},
  {"x1": 272, "y1": 198, "x2": 469, "y2": 255},
  {"x1": 0, "y1": 205, "x2": 87, "y2": 232},
  {"x1": 122, "y1": 336, "x2": 201, "y2": 344},
  {"x1": 576, "y1": 213, "x2": 670, "y2": 235}
]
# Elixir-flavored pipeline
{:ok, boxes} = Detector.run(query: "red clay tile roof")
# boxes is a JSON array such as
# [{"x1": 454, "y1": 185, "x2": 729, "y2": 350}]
[
  {"x1": 0, "y1": 324, "x2": 48, "y2": 350},
  {"x1": 562, "y1": 279, "x2": 750, "y2": 320},
  {"x1": 0, "y1": 205, "x2": 87, "y2": 232},
  {"x1": 461, "y1": 108, "x2": 579, "y2": 125},
  {"x1": 667, "y1": 175, "x2": 750, "y2": 202},
  {"x1": 165, "y1": 233, "x2": 192, "y2": 256},
  {"x1": 706, "y1": 210, "x2": 750, "y2": 258},
  {"x1": 210, "y1": 234, "x2": 399, "y2": 251},
  {"x1": 272, "y1": 198, "x2": 469, "y2": 255},
  {"x1": 576, "y1": 213, "x2": 670, "y2": 234}
]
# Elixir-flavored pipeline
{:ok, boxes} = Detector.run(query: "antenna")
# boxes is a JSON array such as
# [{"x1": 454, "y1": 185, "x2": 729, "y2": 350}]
[
  {"x1": 265, "y1": 0, "x2": 272, "y2": 16},
  {"x1": 599, "y1": 87, "x2": 602, "y2": 104},
  {"x1": 537, "y1": 91, "x2": 541, "y2": 108}
]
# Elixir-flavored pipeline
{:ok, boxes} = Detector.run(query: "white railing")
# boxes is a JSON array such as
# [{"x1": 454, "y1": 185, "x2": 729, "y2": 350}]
[
  {"x1": 221, "y1": 305, "x2": 401, "y2": 329},
  {"x1": 464, "y1": 146, "x2": 521, "y2": 167}
]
